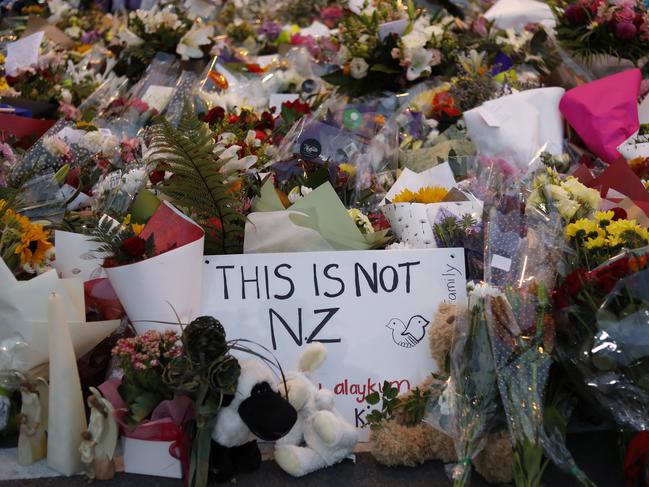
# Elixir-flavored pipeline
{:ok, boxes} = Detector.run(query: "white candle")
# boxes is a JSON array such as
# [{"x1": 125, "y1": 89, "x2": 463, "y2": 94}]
[{"x1": 47, "y1": 292, "x2": 87, "y2": 476}]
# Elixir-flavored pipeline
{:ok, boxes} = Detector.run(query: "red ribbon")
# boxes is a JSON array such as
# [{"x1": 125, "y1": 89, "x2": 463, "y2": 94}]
[
  {"x1": 168, "y1": 427, "x2": 191, "y2": 487},
  {"x1": 624, "y1": 432, "x2": 649, "y2": 487}
]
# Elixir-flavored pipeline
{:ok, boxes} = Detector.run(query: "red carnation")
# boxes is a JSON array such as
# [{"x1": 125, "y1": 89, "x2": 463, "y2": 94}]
[{"x1": 121, "y1": 236, "x2": 146, "y2": 257}]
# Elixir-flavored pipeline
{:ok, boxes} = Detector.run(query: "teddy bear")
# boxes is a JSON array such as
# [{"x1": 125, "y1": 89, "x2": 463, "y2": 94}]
[
  {"x1": 274, "y1": 342, "x2": 358, "y2": 477},
  {"x1": 369, "y1": 302, "x2": 514, "y2": 485}
]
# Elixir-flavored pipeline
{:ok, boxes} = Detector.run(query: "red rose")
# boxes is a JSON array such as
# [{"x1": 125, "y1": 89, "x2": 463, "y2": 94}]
[
  {"x1": 228, "y1": 115, "x2": 240, "y2": 124},
  {"x1": 206, "y1": 218, "x2": 223, "y2": 240},
  {"x1": 564, "y1": 268, "x2": 588, "y2": 295},
  {"x1": 611, "y1": 207, "x2": 628, "y2": 221},
  {"x1": 201, "y1": 106, "x2": 225, "y2": 124},
  {"x1": 149, "y1": 169, "x2": 165, "y2": 185},
  {"x1": 121, "y1": 236, "x2": 146, "y2": 257},
  {"x1": 66, "y1": 166, "x2": 81, "y2": 188}
]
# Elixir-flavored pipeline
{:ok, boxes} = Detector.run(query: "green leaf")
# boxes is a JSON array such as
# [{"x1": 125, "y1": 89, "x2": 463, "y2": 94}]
[
  {"x1": 370, "y1": 64, "x2": 400, "y2": 74},
  {"x1": 366, "y1": 392, "x2": 381, "y2": 405},
  {"x1": 146, "y1": 103, "x2": 246, "y2": 254},
  {"x1": 130, "y1": 392, "x2": 161, "y2": 423}
]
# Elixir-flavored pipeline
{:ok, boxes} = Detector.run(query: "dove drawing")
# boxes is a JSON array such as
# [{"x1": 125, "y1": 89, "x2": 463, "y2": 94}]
[{"x1": 386, "y1": 315, "x2": 430, "y2": 348}]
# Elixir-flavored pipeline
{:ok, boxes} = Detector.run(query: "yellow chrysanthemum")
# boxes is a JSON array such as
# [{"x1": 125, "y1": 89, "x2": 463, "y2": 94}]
[
  {"x1": 132, "y1": 223, "x2": 145, "y2": 236},
  {"x1": 0, "y1": 78, "x2": 9, "y2": 91},
  {"x1": 565, "y1": 218, "x2": 600, "y2": 240},
  {"x1": 392, "y1": 188, "x2": 417, "y2": 203},
  {"x1": 122, "y1": 214, "x2": 132, "y2": 226},
  {"x1": 414, "y1": 186, "x2": 448, "y2": 204},
  {"x1": 14, "y1": 224, "x2": 52, "y2": 266},
  {"x1": 338, "y1": 163, "x2": 357, "y2": 178},
  {"x1": 584, "y1": 236, "x2": 606, "y2": 250}
]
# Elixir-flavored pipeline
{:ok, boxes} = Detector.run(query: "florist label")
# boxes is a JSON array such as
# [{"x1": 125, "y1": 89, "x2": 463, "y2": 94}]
[{"x1": 200, "y1": 248, "x2": 466, "y2": 440}]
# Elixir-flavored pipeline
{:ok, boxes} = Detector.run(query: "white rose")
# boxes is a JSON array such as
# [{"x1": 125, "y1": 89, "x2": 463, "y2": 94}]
[{"x1": 349, "y1": 58, "x2": 369, "y2": 79}]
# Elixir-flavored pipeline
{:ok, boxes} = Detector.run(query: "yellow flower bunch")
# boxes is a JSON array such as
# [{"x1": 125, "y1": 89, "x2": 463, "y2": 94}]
[
  {"x1": 565, "y1": 214, "x2": 649, "y2": 254},
  {"x1": 0, "y1": 53, "x2": 4, "y2": 65},
  {"x1": 121, "y1": 214, "x2": 145, "y2": 236},
  {"x1": 0, "y1": 200, "x2": 54, "y2": 275},
  {"x1": 392, "y1": 186, "x2": 448, "y2": 204}
]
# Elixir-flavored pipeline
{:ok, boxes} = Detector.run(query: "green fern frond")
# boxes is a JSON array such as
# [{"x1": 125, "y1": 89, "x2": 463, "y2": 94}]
[
  {"x1": 89, "y1": 217, "x2": 129, "y2": 257},
  {"x1": 147, "y1": 104, "x2": 245, "y2": 254}
]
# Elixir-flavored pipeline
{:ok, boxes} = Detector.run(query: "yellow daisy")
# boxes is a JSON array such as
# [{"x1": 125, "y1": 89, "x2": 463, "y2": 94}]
[
  {"x1": 594, "y1": 210, "x2": 615, "y2": 227},
  {"x1": 606, "y1": 219, "x2": 639, "y2": 238},
  {"x1": 565, "y1": 218, "x2": 599, "y2": 240},
  {"x1": 584, "y1": 235, "x2": 606, "y2": 250}
]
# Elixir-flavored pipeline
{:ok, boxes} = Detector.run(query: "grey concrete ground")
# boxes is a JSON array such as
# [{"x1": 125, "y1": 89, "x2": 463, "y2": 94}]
[{"x1": 0, "y1": 432, "x2": 624, "y2": 486}]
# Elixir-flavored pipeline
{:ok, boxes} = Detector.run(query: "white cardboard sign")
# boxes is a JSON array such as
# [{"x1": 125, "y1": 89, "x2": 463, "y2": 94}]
[{"x1": 201, "y1": 248, "x2": 466, "y2": 440}]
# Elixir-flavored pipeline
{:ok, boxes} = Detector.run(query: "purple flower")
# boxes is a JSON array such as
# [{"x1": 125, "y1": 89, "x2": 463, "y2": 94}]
[
  {"x1": 258, "y1": 21, "x2": 282, "y2": 41},
  {"x1": 80, "y1": 30, "x2": 101, "y2": 44},
  {"x1": 615, "y1": 21, "x2": 638, "y2": 39}
]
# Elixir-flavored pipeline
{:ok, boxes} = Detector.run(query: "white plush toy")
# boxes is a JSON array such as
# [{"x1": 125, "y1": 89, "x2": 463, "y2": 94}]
[{"x1": 274, "y1": 343, "x2": 358, "y2": 477}]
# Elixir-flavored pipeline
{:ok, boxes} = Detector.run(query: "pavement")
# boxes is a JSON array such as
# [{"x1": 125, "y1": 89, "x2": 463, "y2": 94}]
[{"x1": 0, "y1": 431, "x2": 624, "y2": 486}]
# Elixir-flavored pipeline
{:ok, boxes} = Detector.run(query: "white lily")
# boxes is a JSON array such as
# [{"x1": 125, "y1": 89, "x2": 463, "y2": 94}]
[
  {"x1": 177, "y1": 23, "x2": 214, "y2": 60},
  {"x1": 401, "y1": 16, "x2": 436, "y2": 49}
]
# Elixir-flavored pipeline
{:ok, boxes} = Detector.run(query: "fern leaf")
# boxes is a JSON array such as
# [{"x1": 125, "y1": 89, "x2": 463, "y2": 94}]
[{"x1": 146, "y1": 104, "x2": 244, "y2": 254}]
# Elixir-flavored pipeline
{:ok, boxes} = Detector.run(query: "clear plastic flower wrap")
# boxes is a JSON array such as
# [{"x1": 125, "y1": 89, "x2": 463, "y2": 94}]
[
  {"x1": 268, "y1": 91, "x2": 399, "y2": 209},
  {"x1": 91, "y1": 163, "x2": 150, "y2": 218},
  {"x1": 425, "y1": 281, "x2": 502, "y2": 487},
  {"x1": 484, "y1": 172, "x2": 593, "y2": 486},
  {"x1": 555, "y1": 247, "x2": 649, "y2": 431},
  {"x1": 99, "y1": 53, "x2": 181, "y2": 137}
]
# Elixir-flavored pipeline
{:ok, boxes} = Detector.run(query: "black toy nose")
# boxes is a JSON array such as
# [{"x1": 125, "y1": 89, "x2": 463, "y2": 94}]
[{"x1": 238, "y1": 382, "x2": 297, "y2": 441}]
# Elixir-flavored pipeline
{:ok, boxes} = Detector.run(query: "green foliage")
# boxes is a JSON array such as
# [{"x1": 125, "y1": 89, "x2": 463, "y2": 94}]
[
  {"x1": 88, "y1": 216, "x2": 155, "y2": 265},
  {"x1": 119, "y1": 369, "x2": 173, "y2": 424},
  {"x1": 364, "y1": 381, "x2": 432, "y2": 430},
  {"x1": 146, "y1": 104, "x2": 246, "y2": 254}
]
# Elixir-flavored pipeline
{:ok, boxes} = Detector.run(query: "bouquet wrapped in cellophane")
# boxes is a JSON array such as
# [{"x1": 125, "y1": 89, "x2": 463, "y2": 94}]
[
  {"x1": 554, "y1": 214, "x2": 649, "y2": 430},
  {"x1": 482, "y1": 160, "x2": 594, "y2": 487}
]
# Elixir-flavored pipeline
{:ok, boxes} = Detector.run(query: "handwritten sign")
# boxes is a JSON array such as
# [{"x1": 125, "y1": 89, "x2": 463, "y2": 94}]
[{"x1": 201, "y1": 248, "x2": 467, "y2": 440}]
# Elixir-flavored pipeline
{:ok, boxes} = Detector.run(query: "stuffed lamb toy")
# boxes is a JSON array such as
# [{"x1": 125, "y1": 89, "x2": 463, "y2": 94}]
[{"x1": 274, "y1": 343, "x2": 358, "y2": 476}]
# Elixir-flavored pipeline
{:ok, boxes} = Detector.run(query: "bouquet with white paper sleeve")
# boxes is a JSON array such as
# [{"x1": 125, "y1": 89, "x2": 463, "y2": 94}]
[
  {"x1": 92, "y1": 200, "x2": 205, "y2": 335},
  {"x1": 463, "y1": 88, "x2": 565, "y2": 170},
  {"x1": 379, "y1": 163, "x2": 484, "y2": 270},
  {"x1": 0, "y1": 259, "x2": 120, "y2": 372}
]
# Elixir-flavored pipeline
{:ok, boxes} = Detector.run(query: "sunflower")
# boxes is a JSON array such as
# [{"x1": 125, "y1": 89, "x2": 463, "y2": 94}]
[
  {"x1": 414, "y1": 186, "x2": 448, "y2": 204},
  {"x1": 14, "y1": 224, "x2": 53, "y2": 267},
  {"x1": 392, "y1": 188, "x2": 417, "y2": 203}
]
